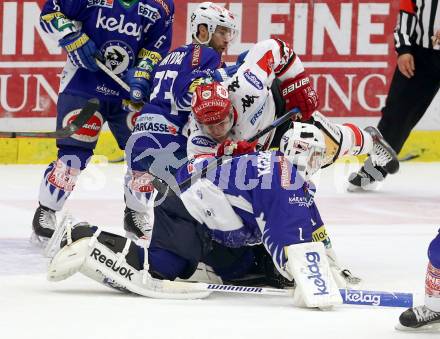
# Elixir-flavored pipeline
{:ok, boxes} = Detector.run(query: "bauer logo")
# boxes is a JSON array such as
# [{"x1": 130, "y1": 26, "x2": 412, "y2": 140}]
[
  {"x1": 305, "y1": 251, "x2": 329, "y2": 296},
  {"x1": 90, "y1": 248, "x2": 134, "y2": 281},
  {"x1": 342, "y1": 290, "x2": 381, "y2": 306},
  {"x1": 243, "y1": 69, "x2": 264, "y2": 90},
  {"x1": 63, "y1": 110, "x2": 103, "y2": 143}
]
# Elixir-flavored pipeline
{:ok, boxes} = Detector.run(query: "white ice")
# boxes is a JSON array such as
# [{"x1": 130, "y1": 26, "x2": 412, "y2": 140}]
[{"x1": 0, "y1": 161, "x2": 439, "y2": 339}]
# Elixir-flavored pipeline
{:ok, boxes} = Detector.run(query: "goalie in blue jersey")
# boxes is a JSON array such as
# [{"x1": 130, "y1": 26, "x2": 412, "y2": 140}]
[{"x1": 47, "y1": 123, "x2": 345, "y2": 309}]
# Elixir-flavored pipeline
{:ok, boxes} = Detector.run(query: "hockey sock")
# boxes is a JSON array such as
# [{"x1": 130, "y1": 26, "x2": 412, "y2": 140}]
[
  {"x1": 426, "y1": 232, "x2": 440, "y2": 312},
  {"x1": 38, "y1": 147, "x2": 91, "y2": 211}
]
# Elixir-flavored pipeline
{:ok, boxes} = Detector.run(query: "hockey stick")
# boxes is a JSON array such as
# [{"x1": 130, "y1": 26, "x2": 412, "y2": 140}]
[
  {"x1": 160, "y1": 280, "x2": 413, "y2": 308},
  {"x1": 0, "y1": 98, "x2": 99, "y2": 139},
  {"x1": 95, "y1": 59, "x2": 130, "y2": 93},
  {"x1": 171, "y1": 107, "x2": 300, "y2": 193}
]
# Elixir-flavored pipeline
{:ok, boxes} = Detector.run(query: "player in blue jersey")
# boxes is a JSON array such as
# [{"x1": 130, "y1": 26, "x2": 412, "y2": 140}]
[
  {"x1": 397, "y1": 231, "x2": 440, "y2": 331},
  {"x1": 122, "y1": 2, "x2": 239, "y2": 240},
  {"x1": 32, "y1": 0, "x2": 175, "y2": 243},
  {"x1": 47, "y1": 123, "x2": 343, "y2": 308}
]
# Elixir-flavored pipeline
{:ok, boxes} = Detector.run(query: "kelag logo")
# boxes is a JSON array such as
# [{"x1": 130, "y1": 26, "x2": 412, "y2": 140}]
[
  {"x1": 342, "y1": 290, "x2": 381, "y2": 306},
  {"x1": 305, "y1": 251, "x2": 329, "y2": 296}
]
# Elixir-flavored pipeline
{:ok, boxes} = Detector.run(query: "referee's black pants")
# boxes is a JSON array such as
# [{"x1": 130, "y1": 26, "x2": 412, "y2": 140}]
[{"x1": 378, "y1": 46, "x2": 440, "y2": 154}]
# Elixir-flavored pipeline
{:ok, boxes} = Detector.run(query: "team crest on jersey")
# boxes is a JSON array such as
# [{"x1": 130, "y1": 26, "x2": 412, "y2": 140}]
[
  {"x1": 101, "y1": 41, "x2": 134, "y2": 75},
  {"x1": 87, "y1": 0, "x2": 114, "y2": 8},
  {"x1": 243, "y1": 69, "x2": 263, "y2": 90},
  {"x1": 138, "y1": 3, "x2": 161, "y2": 22}
]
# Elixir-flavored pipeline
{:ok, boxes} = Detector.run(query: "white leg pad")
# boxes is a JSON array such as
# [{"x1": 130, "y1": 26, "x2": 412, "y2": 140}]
[
  {"x1": 48, "y1": 237, "x2": 211, "y2": 300},
  {"x1": 47, "y1": 237, "x2": 90, "y2": 282},
  {"x1": 286, "y1": 242, "x2": 342, "y2": 308}
]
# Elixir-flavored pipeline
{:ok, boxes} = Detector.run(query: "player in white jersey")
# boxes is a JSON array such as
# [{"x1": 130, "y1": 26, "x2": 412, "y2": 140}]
[
  {"x1": 186, "y1": 38, "x2": 399, "y2": 179},
  {"x1": 185, "y1": 38, "x2": 401, "y2": 286}
]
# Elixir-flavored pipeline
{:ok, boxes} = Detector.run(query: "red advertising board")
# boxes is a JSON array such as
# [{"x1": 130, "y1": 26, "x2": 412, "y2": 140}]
[{"x1": 0, "y1": 0, "x2": 399, "y2": 119}]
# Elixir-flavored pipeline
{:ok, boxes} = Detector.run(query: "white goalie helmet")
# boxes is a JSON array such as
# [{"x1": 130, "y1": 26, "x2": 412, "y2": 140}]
[
  {"x1": 279, "y1": 123, "x2": 326, "y2": 180},
  {"x1": 190, "y1": 2, "x2": 238, "y2": 44}
]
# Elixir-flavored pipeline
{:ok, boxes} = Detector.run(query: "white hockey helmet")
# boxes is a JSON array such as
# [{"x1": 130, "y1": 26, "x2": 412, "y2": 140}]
[
  {"x1": 279, "y1": 123, "x2": 326, "y2": 180},
  {"x1": 190, "y1": 2, "x2": 238, "y2": 44}
]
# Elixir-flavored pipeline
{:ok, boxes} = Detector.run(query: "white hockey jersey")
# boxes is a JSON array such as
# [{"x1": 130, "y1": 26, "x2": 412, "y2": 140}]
[{"x1": 186, "y1": 39, "x2": 305, "y2": 158}]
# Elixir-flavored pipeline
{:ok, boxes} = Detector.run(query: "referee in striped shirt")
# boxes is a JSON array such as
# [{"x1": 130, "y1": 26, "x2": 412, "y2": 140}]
[{"x1": 349, "y1": 0, "x2": 440, "y2": 190}]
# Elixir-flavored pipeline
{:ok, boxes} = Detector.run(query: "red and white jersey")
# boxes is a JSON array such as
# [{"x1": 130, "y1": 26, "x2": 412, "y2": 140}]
[{"x1": 186, "y1": 39, "x2": 305, "y2": 159}]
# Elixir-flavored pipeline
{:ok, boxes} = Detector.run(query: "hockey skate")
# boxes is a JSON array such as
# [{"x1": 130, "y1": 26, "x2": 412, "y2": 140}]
[
  {"x1": 348, "y1": 126, "x2": 399, "y2": 192},
  {"x1": 396, "y1": 305, "x2": 440, "y2": 332},
  {"x1": 123, "y1": 207, "x2": 153, "y2": 242},
  {"x1": 31, "y1": 204, "x2": 56, "y2": 246}
]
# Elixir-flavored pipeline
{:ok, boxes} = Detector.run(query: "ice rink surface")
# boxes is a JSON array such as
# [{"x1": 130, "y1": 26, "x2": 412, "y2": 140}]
[{"x1": 1, "y1": 161, "x2": 439, "y2": 339}]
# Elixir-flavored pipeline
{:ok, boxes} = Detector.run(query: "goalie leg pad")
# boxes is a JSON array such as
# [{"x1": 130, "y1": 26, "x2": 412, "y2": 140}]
[
  {"x1": 48, "y1": 237, "x2": 90, "y2": 282},
  {"x1": 48, "y1": 229, "x2": 211, "y2": 299},
  {"x1": 286, "y1": 241, "x2": 342, "y2": 308}
]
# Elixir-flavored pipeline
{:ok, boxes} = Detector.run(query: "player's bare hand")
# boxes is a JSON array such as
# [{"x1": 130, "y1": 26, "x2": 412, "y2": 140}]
[
  {"x1": 431, "y1": 29, "x2": 440, "y2": 49},
  {"x1": 397, "y1": 53, "x2": 415, "y2": 78}
]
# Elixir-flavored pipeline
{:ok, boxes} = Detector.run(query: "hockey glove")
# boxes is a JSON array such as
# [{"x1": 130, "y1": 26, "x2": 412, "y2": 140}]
[
  {"x1": 124, "y1": 49, "x2": 163, "y2": 103},
  {"x1": 280, "y1": 72, "x2": 319, "y2": 122},
  {"x1": 59, "y1": 31, "x2": 99, "y2": 72},
  {"x1": 216, "y1": 140, "x2": 258, "y2": 157},
  {"x1": 124, "y1": 65, "x2": 152, "y2": 103},
  {"x1": 210, "y1": 64, "x2": 240, "y2": 82},
  {"x1": 236, "y1": 50, "x2": 249, "y2": 65}
]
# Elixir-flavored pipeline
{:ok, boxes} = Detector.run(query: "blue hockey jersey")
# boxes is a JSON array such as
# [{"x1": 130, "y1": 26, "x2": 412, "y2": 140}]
[
  {"x1": 40, "y1": 0, "x2": 174, "y2": 100},
  {"x1": 177, "y1": 151, "x2": 324, "y2": 275},
  {"x1": 132, "y1": 43, "x2": 222, "y2": 146}
]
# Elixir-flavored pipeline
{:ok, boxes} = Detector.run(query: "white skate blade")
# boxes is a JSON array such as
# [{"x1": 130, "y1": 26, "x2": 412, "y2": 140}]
[
  {"x1": 395, "y1": 322, "x2": 440, "y2": 332},
  {"x1": 347, "y1": 180, "x2": 382, "y2": 192}
]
